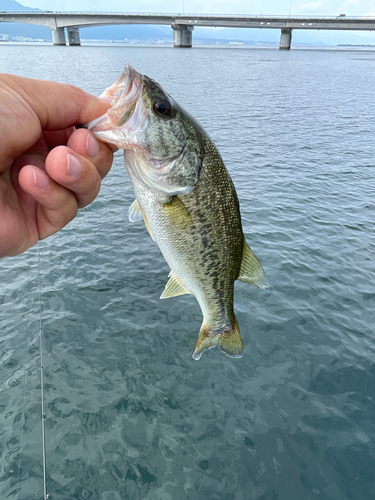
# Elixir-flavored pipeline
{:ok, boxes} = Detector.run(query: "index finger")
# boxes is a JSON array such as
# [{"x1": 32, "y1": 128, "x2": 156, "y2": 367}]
[
  {"x1": 1, "y1": 74, "x2": 110, "y2": 131},
  {"x1": 0, "y1": 74, "x2": 110, "y2": 173}
]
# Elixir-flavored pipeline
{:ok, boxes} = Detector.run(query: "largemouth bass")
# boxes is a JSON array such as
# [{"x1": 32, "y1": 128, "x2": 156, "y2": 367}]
[{"x1": 89, "y1": 64, "x2": 266, "y2": 360}]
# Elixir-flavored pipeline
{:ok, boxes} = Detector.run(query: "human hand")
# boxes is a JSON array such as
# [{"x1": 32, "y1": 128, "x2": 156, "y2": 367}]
[{"x1": 0, "y1": 73, "x2": 114, "y2": 258}]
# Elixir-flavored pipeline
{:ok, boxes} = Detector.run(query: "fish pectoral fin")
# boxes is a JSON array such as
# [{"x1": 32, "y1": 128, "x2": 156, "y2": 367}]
[
  {"x1": 238, "y1": 241, "x2": 268, "y2": 289},
  {"x1": 160, "y1": 273, "x2": 191, "y2": 299},
  {"x1": 129, "y1": 200, "x2": 143, "y2": 222},
  {"x1": 192, "y1": 318, "x2": 244, "y2": 361}
]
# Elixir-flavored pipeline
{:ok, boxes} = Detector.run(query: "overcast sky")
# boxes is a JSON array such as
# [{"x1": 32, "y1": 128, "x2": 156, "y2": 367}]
[{"x1": 24, "y1": 0, "x2": 375, "y2": 17}]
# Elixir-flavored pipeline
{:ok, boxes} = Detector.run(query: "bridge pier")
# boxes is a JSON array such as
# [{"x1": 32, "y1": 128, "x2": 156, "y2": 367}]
[
  {"x1": 279, "y1": 28, "x2": 292, "y2": 50},
  {"x1": 51, "y1": 27, "x2": 66, "y2": 46},
  {"x1": 172, "y1": 24, "x2": 194, "y2": 48},
  {"x1": 67, "y1": 27, "x2": 81, "y2": 46}
]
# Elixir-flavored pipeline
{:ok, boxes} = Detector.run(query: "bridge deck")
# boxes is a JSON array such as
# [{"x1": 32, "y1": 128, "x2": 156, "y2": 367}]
[{"x1": 1, "y1": 12, "x2": 375, "y2": 31}]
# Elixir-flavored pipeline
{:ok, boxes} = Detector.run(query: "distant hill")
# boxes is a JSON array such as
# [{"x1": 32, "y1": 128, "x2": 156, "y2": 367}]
[
  {"x1": 196, "y1": 27, "x2": 375, "y2": 46},
  {"x1": 80, "y1": 24, "x2": 172, "y2": 42},
  {"x1": 0, "y1": 0, "x2": 173, "y2": 42},
  {"x1": 0, "y1": 0, "x2": 37, "y2": 10},
  {"x1": 0, "y1": 0, "x2": 51, "y2": 39}
]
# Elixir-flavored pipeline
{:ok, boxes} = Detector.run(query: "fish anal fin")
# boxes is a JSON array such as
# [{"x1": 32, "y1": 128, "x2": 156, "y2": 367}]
[
  {"x1": 160, "y1": 273, "x2": 191, "y2": 299},
  {"x1": 238, "y1": 241, "x2": 267, "y2": 289},
  {"x1": 192, "y1": 318, "x2": 244, "y2": 361}
]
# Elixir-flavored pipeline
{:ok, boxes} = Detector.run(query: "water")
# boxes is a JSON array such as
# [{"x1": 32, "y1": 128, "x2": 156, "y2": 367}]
[{"x1": 0, "y1": 43, "x2": 374, "y2": 500}]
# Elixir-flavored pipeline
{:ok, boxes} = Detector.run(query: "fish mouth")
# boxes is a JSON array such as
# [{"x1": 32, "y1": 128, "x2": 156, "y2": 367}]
[{"x1": 88, "y1": 63, "x2": 149, "y2": 148}]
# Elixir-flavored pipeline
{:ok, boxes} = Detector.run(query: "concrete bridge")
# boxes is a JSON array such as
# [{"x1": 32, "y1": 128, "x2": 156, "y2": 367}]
[{"x1": 1, "y1": 12, "x2": 375, "y2": 49}]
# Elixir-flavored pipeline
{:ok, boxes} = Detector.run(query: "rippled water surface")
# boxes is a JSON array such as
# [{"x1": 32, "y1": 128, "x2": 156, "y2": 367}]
[{"x1": 1, "y1": 44, "x2": 375, "y2": 500}]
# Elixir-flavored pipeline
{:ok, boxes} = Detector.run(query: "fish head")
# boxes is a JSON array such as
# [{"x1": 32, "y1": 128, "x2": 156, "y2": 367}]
[
  {"x1": 88, "y1": 63, "x2": 147, "y2": 148},
  {"x1": 89, "y1": 64, "x2": 203, "y2": 196}
]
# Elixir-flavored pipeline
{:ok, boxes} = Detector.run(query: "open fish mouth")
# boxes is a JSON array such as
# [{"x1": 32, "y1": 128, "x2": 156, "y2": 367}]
[{"x1": 88, "y1": 63, "x2": 149, "y2": 148}]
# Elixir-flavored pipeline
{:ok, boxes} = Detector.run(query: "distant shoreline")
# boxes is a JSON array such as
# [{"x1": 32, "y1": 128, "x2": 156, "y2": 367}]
[
  {"x1": 338, "y1": 44, "x2": 375, "y2": 47},
  {"x1": 1, "y1": 39, "x2": 375, "y2": 51}
]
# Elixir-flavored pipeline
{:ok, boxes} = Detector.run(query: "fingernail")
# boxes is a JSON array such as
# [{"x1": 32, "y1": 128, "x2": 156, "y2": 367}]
[
  {"x1": 67, "y1": 153, "x2": 82, "y2": 178},
  {"x1": 33, "y1": 167, "x2": 49, "y2": 188},
  {"x1": 86, "y1": 133, "x2": 100, "y2": 158}
]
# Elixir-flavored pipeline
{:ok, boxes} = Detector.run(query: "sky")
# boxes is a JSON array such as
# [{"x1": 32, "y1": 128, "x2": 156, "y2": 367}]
[{"x1": 22, "y1": 0, "x2": 375, "y2": 17}]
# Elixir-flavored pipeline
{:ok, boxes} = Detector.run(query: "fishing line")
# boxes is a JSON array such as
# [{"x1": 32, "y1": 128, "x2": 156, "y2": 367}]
[
  {"x1": 16, "y1": 246, "x2": 38, "y2": 499},
  {"x1": 17, "y1": 244, "x2": 48, "y2": 499},
  {"x1": 37, "y1": 242, "x2": 49, "y2": 500},
  {"x1": 16, "y1": 322, "x2": 30, "y2": 500}
]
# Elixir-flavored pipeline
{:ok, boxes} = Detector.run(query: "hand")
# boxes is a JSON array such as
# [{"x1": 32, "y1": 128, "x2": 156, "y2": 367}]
[{"x1": 0, "y1": 73, "x2": 114, "y2": 258}]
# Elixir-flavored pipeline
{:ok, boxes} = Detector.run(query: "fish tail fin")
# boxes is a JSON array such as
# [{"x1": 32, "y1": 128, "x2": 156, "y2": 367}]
[{"x1": 192, "y1": 317, "x2": 244, "y2": 361}]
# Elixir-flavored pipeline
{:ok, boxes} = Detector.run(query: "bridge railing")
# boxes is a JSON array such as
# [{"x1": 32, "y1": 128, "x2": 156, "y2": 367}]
[{"x1": 1, "y1": 11, "x2": 375, "y2": 20}]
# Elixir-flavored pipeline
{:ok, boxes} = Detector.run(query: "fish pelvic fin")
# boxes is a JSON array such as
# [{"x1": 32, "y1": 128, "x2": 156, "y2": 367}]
[
  {"x1": 192, "y1": 318, "x2": 244, "y2": 361},
  {"x1": 128, "y1": 199, "x2": 155, "y2": 241},
  {"x1": 238, "y1": 241, "x2": 268, "y2": 289},
  {"x1": 129, "y1": 199, "x2": 143, "y2": 222}
]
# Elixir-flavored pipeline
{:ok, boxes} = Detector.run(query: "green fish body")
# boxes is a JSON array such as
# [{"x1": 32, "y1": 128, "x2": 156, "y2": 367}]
[{"x1": 89, "y1": 64, "x2": 266, "y2": 360}]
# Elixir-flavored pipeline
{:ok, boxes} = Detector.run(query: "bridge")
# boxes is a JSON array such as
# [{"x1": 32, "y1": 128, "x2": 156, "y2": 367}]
[{"x1": 1, "y1": 12, "x2": 375, "y2": 49}]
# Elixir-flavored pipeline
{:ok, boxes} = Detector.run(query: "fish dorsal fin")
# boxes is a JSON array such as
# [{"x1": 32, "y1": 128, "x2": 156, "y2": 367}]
[
  {"x1": 238, "y1": 241, "x2": 268, "y2": 289},
  {"x1": 160, "y1": 273, "x2": 191, "y2": 299},
  {"x1": 129, "y1": 200, "x2": 143, "y2": 222}
]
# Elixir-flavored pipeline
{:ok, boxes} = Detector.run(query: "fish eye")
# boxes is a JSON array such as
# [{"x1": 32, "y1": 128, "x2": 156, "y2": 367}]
[{"x1": 153, "y1": 98, "x2": 173, "y2": 118}]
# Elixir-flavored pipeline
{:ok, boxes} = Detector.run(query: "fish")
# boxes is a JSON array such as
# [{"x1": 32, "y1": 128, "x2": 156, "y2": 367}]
[{"x1": 88, "y1": 64, "x2": 266, "y2": 360}]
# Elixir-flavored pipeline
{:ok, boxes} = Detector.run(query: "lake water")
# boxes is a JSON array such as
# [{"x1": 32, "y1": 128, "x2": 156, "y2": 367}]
[{"x1": 0, "y1": 43, "x2": 374, "y2": 500}]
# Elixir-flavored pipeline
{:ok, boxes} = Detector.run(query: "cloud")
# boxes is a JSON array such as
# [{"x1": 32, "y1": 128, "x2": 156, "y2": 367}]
[
  {"x1": 342, "y1": 0, "x2": 358, "y2": 5},
  {"x1": 296, "y1": 1, "x2": 324, "y2": 12}
]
